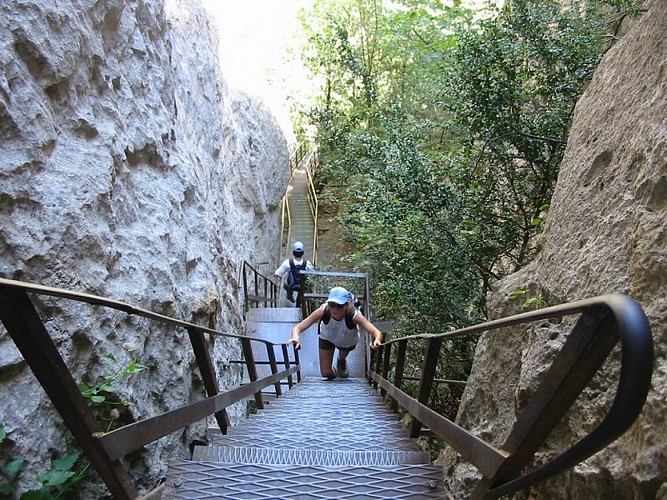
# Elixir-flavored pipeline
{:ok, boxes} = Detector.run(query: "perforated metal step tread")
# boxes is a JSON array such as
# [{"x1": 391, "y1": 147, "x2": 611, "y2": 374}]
[
  {"x1": 192, "y1": 446, "x2": 432, "y2": 466},
  {"x1": 208, "y1": 433, "x2": 420, "y2": 453},
  {"x1": 162, "y1": 460, "x2": 445, "y2": 499},
  {"x1": 165, "y1": 378, "x2": 445, "y2": 497},
  {"x1": 209, "y1": 379, "x2": 421, "y2": 453}
]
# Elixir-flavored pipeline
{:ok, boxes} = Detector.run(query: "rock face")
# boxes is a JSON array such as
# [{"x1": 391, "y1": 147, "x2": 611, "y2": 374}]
[
  {"x1": 0, "y1": 0, "x2": 291, "y2": 496},
  {"x1": 440, "y1": 1, "x2": 667, "y2": 498}
]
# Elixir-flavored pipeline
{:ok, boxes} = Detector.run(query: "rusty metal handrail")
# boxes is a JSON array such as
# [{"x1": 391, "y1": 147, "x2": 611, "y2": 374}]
[
  {"x1": 370, "y1": 294, "x2": 653, "y2": 498},
  {"x1": 296, "y1": 270, "x2": 371, "y2": 320},
  {"x1": 278, "y1": 143, "x2": 308, "y2": 261},
  {"x1": 0, "y1": 277, "x2": 300, "y2": 500},
  {"x1": 279, "y1": 195, "x2": 292, "y2": 259},
  {"x1": 280, "y1": 142, "x2": 318, "y2": 267},
  {"x1": 240, "y1": 260, "x2": 279, "y2": 313},
  {"x1": 289, "y1": 142, "x2": 308, "y2": 173},
  {"x1": 303, "y1": 149, "x2": 319, "y2": 266}
]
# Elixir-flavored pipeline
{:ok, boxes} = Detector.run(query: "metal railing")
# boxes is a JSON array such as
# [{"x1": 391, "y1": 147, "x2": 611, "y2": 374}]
[
  {"x1": 289, "y1": 142, "x2": 308, "y2": 174},
  {"x1": 304, "y1": 149, "x2": 319, "y2": 266},
  {"x1": 295, "y1": 269, "x2": 372, "y2": 321},
  {"x1": 0, "y1": 278, "x2": 300, "y2": 500},
  {"x1": 1, "y1": 272, "x2": 652, "y2": 499},
  {"x1": 369, "y1": 293, "x2": 653, "y2": 498},
  {"x1": 239, "y1": 260, "x2": 279, "y2": 314},
  {"x1": 279, "y1": 143, "x2": 309, "y2": 256},
  {"x1": 280, "y1": 142, "x2": 319, "y2": 266}
]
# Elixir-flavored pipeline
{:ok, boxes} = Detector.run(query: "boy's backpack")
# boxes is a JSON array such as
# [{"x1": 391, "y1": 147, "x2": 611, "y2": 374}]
[
  {"x1": 319, "y1": 304, "x2": 356, "y2": 331},
  {"x1": 286, "y1": 259, "x2": 307, "y2": 291}
]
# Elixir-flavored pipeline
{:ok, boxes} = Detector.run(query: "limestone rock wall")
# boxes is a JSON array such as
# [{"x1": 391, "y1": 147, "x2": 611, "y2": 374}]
[
  {"x1": 441, "y1": 1, "x2": 666, "y2": 498},
  {"x1": 0, "y1": 0, "x2": 291, "y2": 496}
]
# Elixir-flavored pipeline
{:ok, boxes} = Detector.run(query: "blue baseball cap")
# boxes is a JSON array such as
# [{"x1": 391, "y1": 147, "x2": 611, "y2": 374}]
[
  {"x1": 327, "y1": 287, "x2": 349, "y2": 305},
  {"x1": 292, "y1": 241, "x2": 304, "y2": 253}
]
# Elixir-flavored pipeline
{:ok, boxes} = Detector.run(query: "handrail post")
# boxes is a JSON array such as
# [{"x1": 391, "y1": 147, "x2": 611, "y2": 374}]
[
  {"x1": 297, "y1": 272, "x2": 307, "y2": 316},
  {"x1": 380, "y1": 342, "x2": 392, "y2": 399},
  {"x1": 0, "y1": 288, "x2": 137, "y2": 500},
  {"x1": 391, "y1": 339, "x2": 407, "y2": 413},
  {"x1": 186, "y1": 327, "x2": 229, "y2": 434},
  {"x1": 281, "y1": 344, "x2": 294, "y2": 389},
  {"x1": 410, "y1": 337, "x2": 443, "y2": 438},
  {"x1": 240, "y1": 337, "x2": 264, "y2": 410},
  {"x1": 254, "y1": 269, "x2": 259, "y2": 309},
  {"x1": 472, "y1": 308, "x2": 627, "y2": 498},
  {"x1": 293, "y1": 345, "x2": 302, "y2": 383},
  {"x1": 266, "y1": 344, "x2": 282, "y2": 396},
  {"x1": 242, "y1": 262, "x2": 250, "y2": 314}
]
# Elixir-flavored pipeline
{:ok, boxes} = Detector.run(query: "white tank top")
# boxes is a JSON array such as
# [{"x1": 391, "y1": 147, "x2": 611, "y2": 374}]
[{"x1": 318, "y1": 304, "x2": 360, "y2": 348}]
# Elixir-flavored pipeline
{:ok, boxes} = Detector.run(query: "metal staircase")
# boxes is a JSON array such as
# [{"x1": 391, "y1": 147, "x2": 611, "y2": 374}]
[
  {"x1": 161, "y1": 377, "x2": 445, "y2": 499},
  {"x1": 160, "y1": 301, "x2": 445, "y2": 498},
  {"x1": 0, "y1": 142, "x2": 653, "y2": 499}
]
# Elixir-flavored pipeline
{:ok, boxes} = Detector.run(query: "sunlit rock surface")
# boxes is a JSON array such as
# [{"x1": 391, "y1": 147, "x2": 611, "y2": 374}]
[
  {"x1": 441, "y1": 1, "x2": 666, "y2": 498},
  {"x1": 0, "y1": 0, "x2": 290, "y2": 495}
]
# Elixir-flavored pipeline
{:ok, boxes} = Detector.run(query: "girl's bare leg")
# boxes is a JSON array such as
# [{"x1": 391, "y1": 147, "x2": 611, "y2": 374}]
[{"x1": 319, "y1": 348, "x2": 335, "y2": 378}]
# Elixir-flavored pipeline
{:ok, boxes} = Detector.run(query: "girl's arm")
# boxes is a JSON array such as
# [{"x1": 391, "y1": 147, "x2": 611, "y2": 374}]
[
  {"x1": 288, "y1": 307, "x2": 324, "y2": 349},
  {"x1": 354, "y1": 314, "x2": 383, "y2": 350}
]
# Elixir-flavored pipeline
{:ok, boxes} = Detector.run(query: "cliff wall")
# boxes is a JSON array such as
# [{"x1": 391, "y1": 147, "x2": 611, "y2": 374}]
[
  {"x1": 0, "y1": 0, "x2": 291, "y2": 495},
  {"x1": 441, "y1": 1, "x2": 666, "y2": 497}
]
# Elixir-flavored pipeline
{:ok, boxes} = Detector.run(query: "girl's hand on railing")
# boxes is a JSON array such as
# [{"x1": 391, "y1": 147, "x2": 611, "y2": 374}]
[
  {"x1": 287, "y1": 335, "x2": 301, "y2": 351},
  {"x1": 370, "y1": 336, "x2": 382, "y2": 350}
]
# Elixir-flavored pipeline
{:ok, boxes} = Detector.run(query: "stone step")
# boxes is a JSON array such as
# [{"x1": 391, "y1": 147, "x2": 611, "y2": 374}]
[{"x1": 247, "y1": 307, "x2": 302, "y2": 323}]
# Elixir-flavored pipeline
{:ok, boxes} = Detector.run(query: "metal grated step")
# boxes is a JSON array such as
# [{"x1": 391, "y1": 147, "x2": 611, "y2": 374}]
[
  {"x1": 192, "y1": 446, "x2": 432, "y2": 466},
  {"x1": 207, "y1": 433, "x2": 422, "y2": 453},
  {"x1": 162, "y1": 460, "x2": 445, "y2": 499}
]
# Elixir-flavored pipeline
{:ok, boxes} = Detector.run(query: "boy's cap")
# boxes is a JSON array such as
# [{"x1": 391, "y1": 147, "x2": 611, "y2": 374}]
[{"x1": 292, "y1": 241, "x2": 304, "y2": 252}]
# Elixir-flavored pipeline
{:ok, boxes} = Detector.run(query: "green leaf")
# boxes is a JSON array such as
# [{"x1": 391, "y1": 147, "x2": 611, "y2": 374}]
[
  {"x1": 90, "y1": 395, "x2": 106, "y2": 403},
  {"x1": 52, "y1": 452, "x2": 79, "y2": 471},
  {"x1": 126, "y1": 360, "x2": 148, "y2": 374},
  {"x1": 101, "y1": 355, "x2": 117, "y2": 365},
  {"x1": 36, "y1": 469, "x2": 74, "y2": 487},
  {"x1": 0, "y1": 423, "x2": 5, "y2": 443},
  {"x1": 523, "y1": 296, "x2": 544, "y2": 309},
  {"x1": 5, "y1": 458, "x2": 24, "y2": 475},
  {"x1": 506, "y1": 288, "x2": 527, "y2": 301},
  {"x1": 19, "y1": 490, "x2": 46, "y2": 500}
]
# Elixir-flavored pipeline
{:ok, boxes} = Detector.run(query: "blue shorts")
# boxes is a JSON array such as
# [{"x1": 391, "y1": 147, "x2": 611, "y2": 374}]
[{"x1": 319, "y1": 337, "x2": 357, "y2": 352}]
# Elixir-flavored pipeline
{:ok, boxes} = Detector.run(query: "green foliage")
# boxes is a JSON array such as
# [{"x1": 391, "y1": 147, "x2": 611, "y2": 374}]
[
  {"x1": 506, "y1": 287, "x2": 547, "y2": 310},
  {"x1": 0, "y1": 425, "x2": 89, "y2": 500},
  {"x1": 0, "y1": 354, "x2": 147, "y2": 498},
  {"x1": 300, "y1": 0, "x2": 641, "y2": 332},
  {"x1": 79, "y1": 354, "x2": 147, "y2": 405},
  {"x1": 298, "y1": 0, "x2": 644, "y2": 433},
  {"x1": 78, "y1": 354, "x2": 147, "y2": 430},
  {"x1": 20, "y1": 452, "x2": 89, "y2": 500},
  {"x1": 0, "y1": 423, "x2": 22, "y2": 497}
]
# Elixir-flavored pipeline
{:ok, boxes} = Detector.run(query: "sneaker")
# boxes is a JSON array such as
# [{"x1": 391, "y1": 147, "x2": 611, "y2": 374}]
[{"x1": 336, "y1": 357, "x2": 349, "y2": 378}]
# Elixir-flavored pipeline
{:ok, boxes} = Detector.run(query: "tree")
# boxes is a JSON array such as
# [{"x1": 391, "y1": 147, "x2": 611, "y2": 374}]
[{"x1": 299, "y1": 0, "x2": 643, "y2": 335}]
